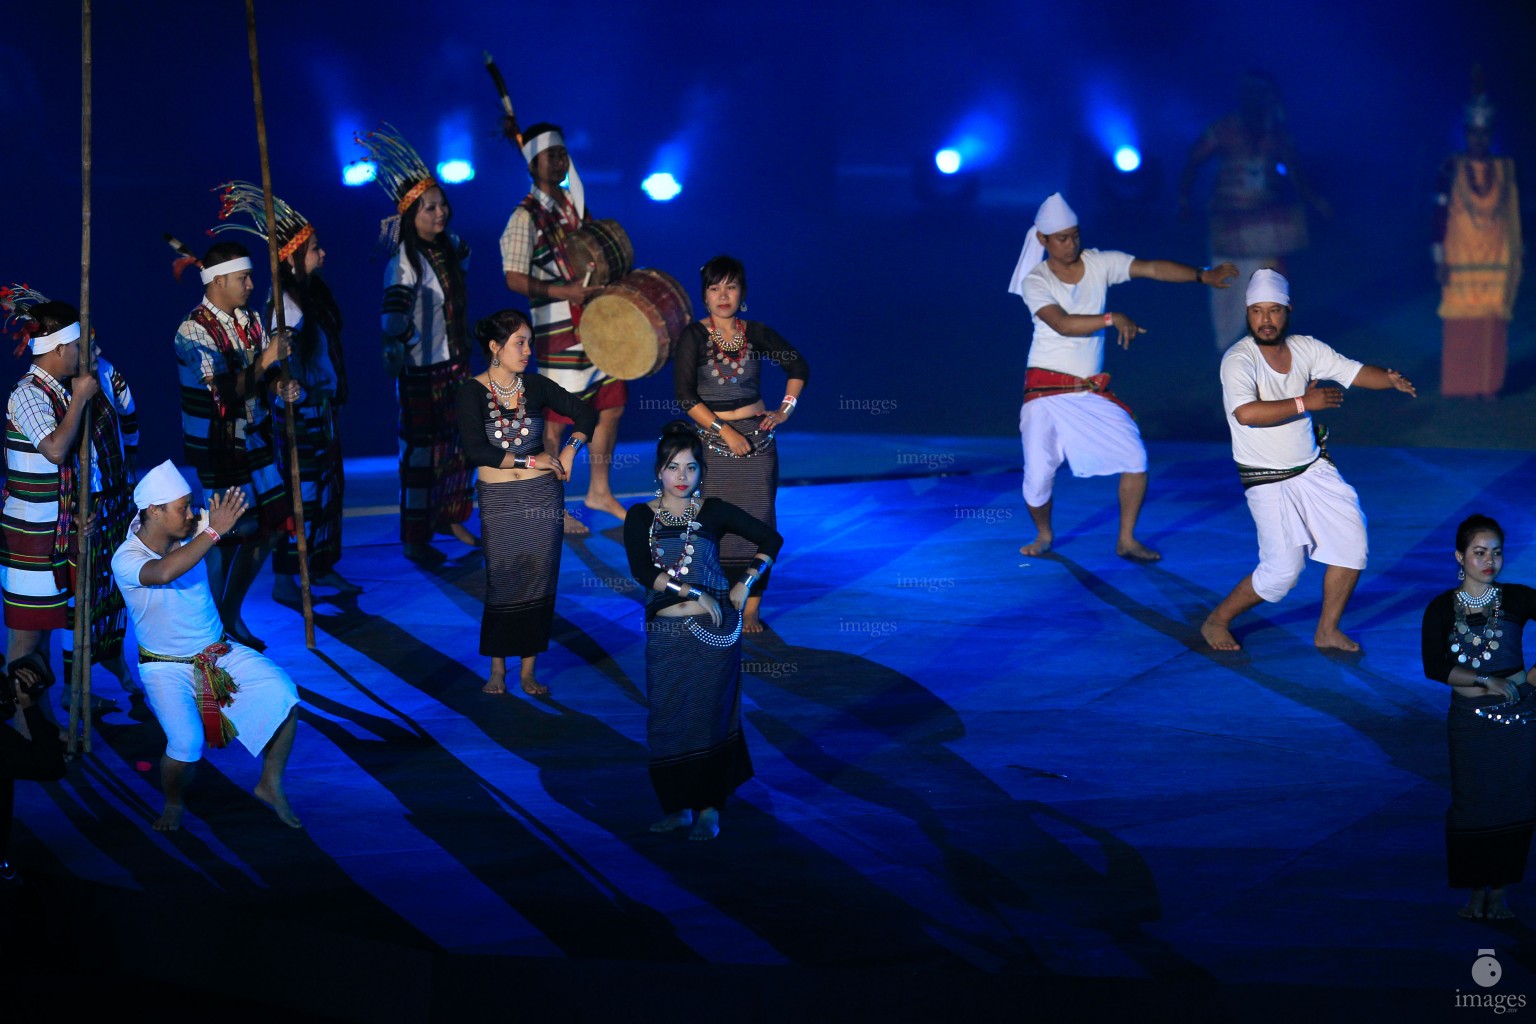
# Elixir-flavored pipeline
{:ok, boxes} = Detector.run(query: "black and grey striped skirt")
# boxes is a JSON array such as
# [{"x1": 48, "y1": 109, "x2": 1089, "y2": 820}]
[
  {"x1": 1447, "y1": 683, "x2": 1536, "y2": 888},
  {"x1": 477, "y1": 473, "x2": 565, "y2": 658},
  {"x1": 700, "y1": 417, "x2": 778, "y2": 594},
  {"x1": 645, "y1": 610, "x2": 753, "y2": 813}
]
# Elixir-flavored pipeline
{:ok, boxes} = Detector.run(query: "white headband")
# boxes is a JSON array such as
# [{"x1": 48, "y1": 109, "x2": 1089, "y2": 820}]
[
  {"x1": 1008, "y1": 193, "x2": 1079, "y2": 296},
  {"x1": 1245, "y1": 268, "x2": 1291, "y2": 307},
  {"x1": 133, "y1": 459, "x2": 192, "y2": 510},
  {"x1": 200, "y1": 257, "x2": 254, "y2": 285},
  {"x1": 520, "y1": 128, "x2": 587, "y2": 219},
  {"x1": 31, "y1": 321, "x2": 81, "y2": 356}
]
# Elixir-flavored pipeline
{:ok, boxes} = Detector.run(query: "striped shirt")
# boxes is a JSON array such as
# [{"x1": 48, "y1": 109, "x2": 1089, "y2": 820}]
[{"x1": 4, "y1": 366, "x2": 70, "y2": 525}]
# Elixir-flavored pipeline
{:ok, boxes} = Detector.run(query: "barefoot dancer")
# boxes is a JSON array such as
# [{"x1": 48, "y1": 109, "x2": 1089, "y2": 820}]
[
  {"x1": 1201, "y1": 270, "x2": 1416, "y2": 652},
  {"x1": 1422, "y1": 515, "x2": 1536, "y2": 921},
  {"x1": 1008, "y1": 192, "x2": 1236, "y2": 561},
  {"x1": 500, "y1": 122, "x2": 625, "y2": 535},
  {"x1": 457, "y1": 310, "x2": 594, "y2": 697},
  {"x1": 111, "y1": 462, "x2": 302, "y2": 831},
  {"x1": 624, "y1": 422, "x2": 781, "y2": 842},
  {"x1": 675, "y1": 254, "x2": 808, "y2": 633}
]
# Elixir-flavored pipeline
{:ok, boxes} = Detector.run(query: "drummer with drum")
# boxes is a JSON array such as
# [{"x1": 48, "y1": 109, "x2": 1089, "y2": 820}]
[{"x1": 500, "y1": 122, "x2": 627, "y2": 534}]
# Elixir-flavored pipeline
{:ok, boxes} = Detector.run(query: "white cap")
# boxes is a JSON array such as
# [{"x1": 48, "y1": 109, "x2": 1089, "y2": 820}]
[
  {"x1": 1245, "y1": 268, "x2": 1290, "y2": 306},
  {"x1": 133, "y1": 460, "x2": 192, "y2": 510},
  {"x1": 1008, "y1": 193, "x2": 1078, "y2": 296}
]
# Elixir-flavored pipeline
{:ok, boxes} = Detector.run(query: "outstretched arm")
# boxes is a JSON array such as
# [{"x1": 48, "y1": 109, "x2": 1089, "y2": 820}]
[
  {"x1": 1129, "y1": 259, "x2": 1238, "y2": 287},
  {"x1": 1351, "y1": 366, "x2": 1417, "y2": 396}
]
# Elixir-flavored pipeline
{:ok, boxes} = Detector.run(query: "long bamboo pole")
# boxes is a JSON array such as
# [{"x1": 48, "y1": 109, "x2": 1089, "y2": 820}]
[
  {"x1": 69, "y1": 0, "x2": 94, "y2": 755},
  {"x1": 244, "y1": 0, "x2": 315, "y2": 649}
]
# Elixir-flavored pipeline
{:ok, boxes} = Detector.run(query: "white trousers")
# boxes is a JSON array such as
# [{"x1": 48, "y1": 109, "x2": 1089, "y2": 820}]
[
  {"x1": 1243, "y1": 458, "x2": 1368, "y2": 602},
  {"x1": 141, "y1": 642, "x2": 299, "y2": 763},
  {"x1": 1019, "y1": 393, "x2": 1147, "y2": 507}
]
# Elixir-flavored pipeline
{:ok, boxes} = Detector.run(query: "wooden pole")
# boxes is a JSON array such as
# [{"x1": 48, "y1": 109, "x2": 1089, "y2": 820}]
[
  {"x1": 69, "y1": 0, "x2": 94, "y2": 755},
  {"x1": 244, "y1": 0, "x2": 315, "y2": 649}
]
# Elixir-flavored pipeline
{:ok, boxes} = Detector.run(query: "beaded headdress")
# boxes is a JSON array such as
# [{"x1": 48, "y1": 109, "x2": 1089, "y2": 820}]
[
  {"x1": 209, "y1": 180, "x2": 315, "y2": 262},
  {"x1": 354, "y1": 123, "x2": 439, "y2": 250}
]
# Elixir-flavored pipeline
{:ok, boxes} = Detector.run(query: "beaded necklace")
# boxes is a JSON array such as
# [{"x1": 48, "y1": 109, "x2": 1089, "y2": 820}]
[
  {"x1": 1452, "y1": 585, "x2": 1503, "y2": 670},
  {"x1": 650, "y1": 498, "x2": 701, "y2": 579},
  {"x1": 705, "y1": 317, "x2": 749, "y2": 384},
  {"x1": 486, "y1": 374, "x2": 531, "y2": 450}
]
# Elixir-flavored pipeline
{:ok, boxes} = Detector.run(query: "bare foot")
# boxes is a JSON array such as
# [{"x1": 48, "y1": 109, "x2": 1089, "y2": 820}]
[
  {"x1": 689, "y1": 807, "x2": 720, "y2": 842},
  {"x1": 448, "y1": 523, "x2": 480, "y2": 549},
  {"x1": 482, "y1": 671, "x2": 507, "y2": 695},
  {"x1": 1201, "y1": 616, "x2": 1241, "y2": 651},
  {"x1": 1461, "y1": 889, "x2": 1488, "y2": 919},
  {"x1": 743, "y1": 611, "x2": 766, "y2": 634},
  {"x1": 1117, "y1": 540, "x2": 1162, "y2": 563},
  {"x1": 1019, "y1": 534, "x2": 1054, "y2": 557},
  {"x1": 520, "y1": 674, "x2": 549, "y2": 696},
  {"x1": 650, "y1": 810, "x2": 694, "y2": 833},
  {"x1": 584, "y1": 494, "x2": 628, "y2": 522},
  {"x1": 1488, "y1": 889, "x2": 1516, "y2": 920},
  {"x1": 153, "y1": 803, "x2": 186, "y2": 832},
  {"x1": 1314, "y1": 628, "x2": 1361, "y2": 652},
  {"x1": 254, "y1": 782, "x2": 303, "y2": 829},
  {"x1": 562, "y1": 511, "x2": 590, "y2": 537}
]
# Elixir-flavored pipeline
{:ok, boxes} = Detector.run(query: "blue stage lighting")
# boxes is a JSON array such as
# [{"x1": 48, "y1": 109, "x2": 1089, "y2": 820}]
[
  {"x1": 342, "y1": 160, "x2": 376, "y2": 186},
  {"x1": 934, "y1": 149, "x2": 962, "y2": 175},
  {"x1": 641, "y1": 172, "x2": 682, "y2": 202},
  {"x1": 1113, "y1": 146, "x2": 1141, "y2": 173},
  {"x1": 436, "y1": 159, "x2": 475, "y2": 184},
  {"x1": 1275, "y1": 162, "x2": 1289, "y2": 177}
]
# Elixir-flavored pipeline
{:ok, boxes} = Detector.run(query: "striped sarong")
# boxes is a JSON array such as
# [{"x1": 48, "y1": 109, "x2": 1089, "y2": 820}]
[
  {"x1": 477, "y1": 473, "x2": 564, "y2": 657},
  {"x1": 273, "y1": 396, "x2": 345, "y2": 576},
  {"x1": 398, "y1": 359, "x2": 471, "y2": 544},
  {"x1": 699, "y1": 416, "x2": 778, "y2": 595}
]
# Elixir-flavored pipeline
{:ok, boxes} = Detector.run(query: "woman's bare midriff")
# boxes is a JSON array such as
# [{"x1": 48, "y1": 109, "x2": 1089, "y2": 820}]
[
  {"x1": 656, "y1": 600, "x2": 710, "y2": 618},
  {"x1": 478, "y1": 461, "x2": 558, "y2": 485}
]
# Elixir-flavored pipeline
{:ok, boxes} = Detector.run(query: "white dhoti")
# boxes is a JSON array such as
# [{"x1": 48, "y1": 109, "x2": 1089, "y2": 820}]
[
  {"x1": 1243, "y1": 458, "x2": 1367, "y2": 602},
  {"x1": 141, "y1": 642, "x2": 300, "y2": 763},
  {"x1": 1018, "y1": 393, "x2": 1147, "y2": 507}
]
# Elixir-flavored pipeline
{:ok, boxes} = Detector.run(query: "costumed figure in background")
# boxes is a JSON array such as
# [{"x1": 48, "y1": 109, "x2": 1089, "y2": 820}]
[
  {"x1": 358, "y1": 124, "x2": 476, "y2": 564},
  {"x1": 500, "y1": 120, "x2": 628, "y2": 536},
  {"x1": 623, "y1": 422, "x2": 782, "y2": 842},
  {"x1": 1435, "y1": 76, "x2": 1522, "y2": 399},
  {"x1": 674, "y1": 255, "x2": 807, "y2": 633},
  {"x1": 1179, "y1": 71, "x2": 1329, "y2": 350},
  {"x1": 211, "y1": 182, "x2": 359, "y2": 600},
  {"x1": 456, "y1": 310, "x2": 595, "y2": 696},
  {"x1": 167, "y1": 233, "x2": 294, "y2": 650},
  {"x1": 1201, "y1": 270, "x2": 1416, "y2": 653},
  {"x1": 1008, "y1": 192, "x2": 1236, "y2": 562},
  {"x1": 110, "y1": 461, "x2": 302, "y2": 832},
  {"x1": 1, "y1": 286, "x2": 140, "y2": 707}
]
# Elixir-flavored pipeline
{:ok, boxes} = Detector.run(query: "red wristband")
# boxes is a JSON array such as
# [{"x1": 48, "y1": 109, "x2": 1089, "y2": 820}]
[
  {"x1": 203, "y1": 526, "x2": 221, "y2": 543},
  {"x1": 1103, "y1": 313, "x2": 1114, "y2": 327},
  {"x1": 1294, "y1": 396, "x2": 1305, "y2": 415}
]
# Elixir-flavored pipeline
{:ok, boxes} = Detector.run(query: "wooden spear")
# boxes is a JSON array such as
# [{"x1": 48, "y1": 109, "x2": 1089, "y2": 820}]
[
  {"x1": 68, "y1": 0, "x2": 94, "y2": 755},
  {"x1": 244, "y1": 0, "x2": 315, "y2": 649}
]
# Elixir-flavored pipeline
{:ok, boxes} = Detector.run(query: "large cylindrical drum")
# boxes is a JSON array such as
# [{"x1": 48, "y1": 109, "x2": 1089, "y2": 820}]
[
  {"x1": 579, "y1": 268, "x2": 692, "y2": 380},
  {"x1": 564, "y1": 219, "x2": 634, "y2": 286}
]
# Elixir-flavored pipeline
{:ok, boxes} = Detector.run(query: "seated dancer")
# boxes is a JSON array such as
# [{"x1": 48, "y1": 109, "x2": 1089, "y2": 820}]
[
  {"x1": 358, "y1": 124, "x2": 477, "y2": 564},
  {"x1": 171, "y1": 238, "x2": 295, "y2": 649},
  {"x1": 1008, "y1": 192, "x2": 1236, "y2": 561},
  {"x1": 500, "y1": 121, "x2": 625, "y2": 535},
  {"x1": 110, "y1": 461, "x2": 301, "y2": 832},
  {"x1": 624, "y1": 422, "x2": 782, "y2": 842},
  {"x1": 674, "y1": 254, "x2": 808, "y2": 633},
  {"x1": 210, "y1": 181, "x2": 359, "y2": 600},
  {"x1": 1201, "y1": 270, "x2": 1416, "y2": 652},
  {"x1": 457, "y1": 310, "x2": 595, "y2": 696}
]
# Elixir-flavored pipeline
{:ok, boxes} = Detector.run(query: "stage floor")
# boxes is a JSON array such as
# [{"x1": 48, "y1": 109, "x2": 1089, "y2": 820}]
[{"x1": 9, "y1": 434, "x2": 1536, "y2": 1020}]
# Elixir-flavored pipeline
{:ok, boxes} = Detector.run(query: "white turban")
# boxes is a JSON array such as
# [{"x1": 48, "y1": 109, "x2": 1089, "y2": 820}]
[
  {"x1": 133, "y1": 460, "x2": 192, "y2": 510},
  {"x1": 521, "y1": 127, "x2": 586, "y2": 219},
  {"x1": 1245, "y1": 268, "x2": 1290, "y2": 307},
  {"x1": 1008, "y1": 193, "x2": 1078, "y2": 297},
  {"x1": 199, "y1": 257, "x2": 253, "y2": 285},
  {"x1": 31, "y1": 321, "x2": 80, "y2": 356}
]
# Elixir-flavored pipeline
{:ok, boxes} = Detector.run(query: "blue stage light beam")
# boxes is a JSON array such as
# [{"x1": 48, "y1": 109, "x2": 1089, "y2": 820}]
[
  {"x1": 642, "y1": 172, "x2": 682, "y2": 202},
  {"x1": 342, "y1": 160, "x2": 376, "y2": 186},
  {"x1": 1114, "y1": 146, "x2": 1141, "y2": 173},
  {"x1": 934, "y1": 149, "x2": 962, "y2": 175},
  {"x1": 436, "y1": 159, "x2": 475, "y2": 184}
]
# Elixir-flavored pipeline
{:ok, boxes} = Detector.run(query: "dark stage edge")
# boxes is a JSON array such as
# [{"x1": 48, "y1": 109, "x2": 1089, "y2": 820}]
[{"x1": 7, "y1": 434, "x2": 1536, "y2": 1022}]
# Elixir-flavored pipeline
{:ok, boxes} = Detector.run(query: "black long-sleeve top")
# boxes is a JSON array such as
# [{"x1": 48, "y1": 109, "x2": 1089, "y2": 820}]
[
  {"x1": 1, "y1": 706, "x2": 67, "y2": 782},
  {"x1": 624, "y1": 497, "x2": 783, "y2": 619},
  {"x1": 1422, "y1": 583, "x2": 1535, "y2": 683},
  {"x1": 673, "y1": 320, "x2": 810, "y2": 414},
  {"x1": 456, "y1": 374, "x2": 598, "y2": 468}
]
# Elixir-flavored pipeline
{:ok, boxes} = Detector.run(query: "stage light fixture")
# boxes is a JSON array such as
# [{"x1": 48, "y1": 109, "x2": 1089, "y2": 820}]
[
  {"x1": 1113, "y1": 146, "x2": 1141, "y2": 173},
  {"x1": 642, "y1": 172, "x2": 682, "y2": 202},
  {"x1": 934, "y1": 149, "x2": 962, "y2": 175},
  {"x1": 342, "y1": 160, "x2": 376, "y2": 186},
  {"x1": 436, "y1": 160, "x2": 475, "y2": 184}
]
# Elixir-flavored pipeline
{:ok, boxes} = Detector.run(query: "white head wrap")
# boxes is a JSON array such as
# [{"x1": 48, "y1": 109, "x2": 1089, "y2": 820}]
[
  {"x1": 31, "y1": 321, "x2": 81, "y2": 356},
  {"x1": 1245, "y1": 268, "x2": 1291, "y2": 307},
  {"x1": 133, "y1": 460, "x2": 192, "y2": 510},
  {"x1": 520, "y1": 127, "x2": 586, "y2": 219},
  {"x1": 1008, "y1": 193, "x2": 1078, "y2": 297},
  {"x1": 200, "y1": 257, "x2": 254, "y2": 285}
]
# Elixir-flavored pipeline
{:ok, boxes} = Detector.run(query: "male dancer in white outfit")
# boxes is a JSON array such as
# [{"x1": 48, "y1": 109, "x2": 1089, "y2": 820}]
[
  {"x1": 1201, "y1": 270, "x2": 1416, "y2": 651},
  {"x1": 1010, "y1": 193, "x2": 1236, "y2": 560}
]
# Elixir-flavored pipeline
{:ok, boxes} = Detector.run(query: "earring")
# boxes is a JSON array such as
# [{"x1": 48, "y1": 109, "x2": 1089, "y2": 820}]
[
  {"x1": 491, "y1": 356, "x2": 500, "y2": 367},
  {"x1": 1458, "y1": 566, "x2": 1466, "y2": 581},
  {"x1": 691, "y1": 486, "x2": 701, "y2": 498},
  {"x1": 740, "y1": 302, "x2": 748, "y2": 313},
  {"x1": 654, "y1": 482, "x2": 662, "y2": 497}
]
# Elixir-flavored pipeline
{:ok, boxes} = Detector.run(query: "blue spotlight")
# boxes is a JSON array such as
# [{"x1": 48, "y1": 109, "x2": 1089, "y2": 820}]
[
  {"x1": 641, "y1": 172, "x2": 682, "y2": 202},
  {"x1": 436, "y1": 159, "x2": 475, "y2": 184},
  {"x1": 1113, "y1": 146, "x2": 1141, "y2": 173},
  {"x1": 934, "y1": 148, "x2": 962, "y2": 175},
  {"x1": 342, "y1": 160, "x2": 376, "y2": 186},
  {"x1": 1275, "y1": 162, "x2": 1289, "y2": 177}
]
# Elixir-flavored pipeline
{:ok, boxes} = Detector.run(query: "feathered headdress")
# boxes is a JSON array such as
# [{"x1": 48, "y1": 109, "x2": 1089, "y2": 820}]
[
  {"x1": 164, "y1": 233, "x2": 203, "y2": 282},
  {"x1": 354, "y1": 122, "x2": 439, "y2": 250},
  {"x1": 0, "y1": 283, "x2": 50, "y2": 357},
  {"x1": 209, "y1": 180, "x2": 315, "y2": 261}
]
